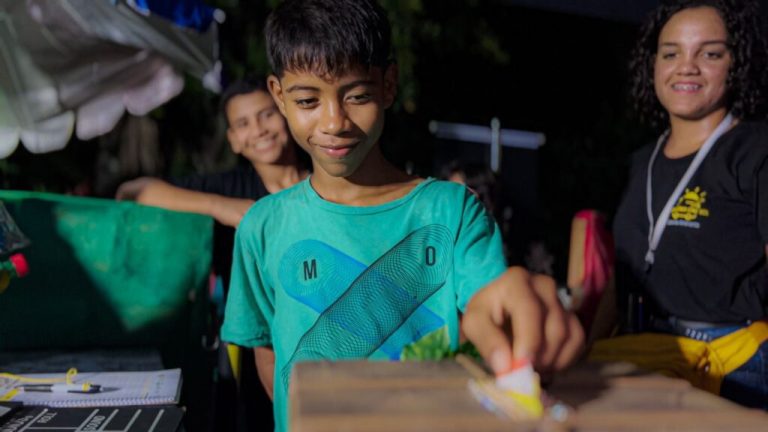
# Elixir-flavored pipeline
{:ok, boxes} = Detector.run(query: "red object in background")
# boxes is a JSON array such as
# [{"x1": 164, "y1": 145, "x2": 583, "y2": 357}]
[
  {"x1": 9, "y1": 253, "x2": 28, "y2": 278},
  {"x1": 572, "y1": 210, "x2": 614, "y2": 332}
]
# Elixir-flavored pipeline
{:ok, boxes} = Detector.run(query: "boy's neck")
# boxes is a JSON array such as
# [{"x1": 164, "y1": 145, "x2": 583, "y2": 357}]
[
  {"x1": 310, "y1": 150, "x2": 420, "y2": 206},
  {"x1": 253, "y1": 154, "x2": 308, "y2": 194}
]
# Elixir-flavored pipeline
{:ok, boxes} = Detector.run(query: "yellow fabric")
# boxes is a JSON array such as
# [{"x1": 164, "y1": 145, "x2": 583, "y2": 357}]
[
  {"x1": 589, "y1": 320, "x2": 768, "y2": 395},
  {"x1": 0, "y1": 368, "x2": 83, "y2": 401},
  {"x1": 0, "y1": 388, "x2": 18, "y2": 401},
  {"x1": 227, "y1": 343, "x2": 241, "y2": 385},
  {"x1": 0, "y1": 367, "x2": 78, "y2": 384}
]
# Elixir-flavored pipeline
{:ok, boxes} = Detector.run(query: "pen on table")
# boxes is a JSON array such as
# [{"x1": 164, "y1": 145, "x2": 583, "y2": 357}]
[{"x1": 20, "y1": 383, "x2": 102, "y2": 394}]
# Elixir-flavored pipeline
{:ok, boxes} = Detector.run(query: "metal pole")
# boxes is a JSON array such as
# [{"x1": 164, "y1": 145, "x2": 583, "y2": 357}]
[{"x1": 490, "y1": 117, "x2": 501, "y2": 174}]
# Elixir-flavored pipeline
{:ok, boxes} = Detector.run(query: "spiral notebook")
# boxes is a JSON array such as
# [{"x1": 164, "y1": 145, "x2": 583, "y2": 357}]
[{"x1": 0, "y1": 369, "x2": 181, "y2": 407}]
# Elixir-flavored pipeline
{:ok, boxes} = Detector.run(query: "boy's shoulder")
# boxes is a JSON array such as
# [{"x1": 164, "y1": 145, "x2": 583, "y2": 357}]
[
  {"x1": 418, "y1": 178, "x2": 471, "y2": 198},
  {"x1": 382, "y1": 177, "x2": 473, "y2": 208},
  {"x1": 239, "y1": 179, "x2": 307, "y2": 226},
  {"x1": 238, "y1": 178, "x2": 474, "y2": 227}
]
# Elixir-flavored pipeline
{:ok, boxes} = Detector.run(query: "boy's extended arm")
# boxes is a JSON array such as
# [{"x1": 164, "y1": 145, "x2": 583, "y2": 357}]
[
  {"x1": 254, "y1": 346, "x2": 275, "y2": 400},
  {"x1": 115, "y1": 177, "x2": 254, "y2": 227},
  {"x1": 462, "y1": 267, "x2": 585, "y2": 374}
]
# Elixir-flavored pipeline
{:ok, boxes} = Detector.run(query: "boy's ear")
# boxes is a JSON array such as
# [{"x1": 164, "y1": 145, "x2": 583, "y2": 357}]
[
  {"x1": 382, "y1": 63, "x2": 398, "y2": 109},
  {"x1": 267, "y1": 74, "x2": 287, "y2": 116}
]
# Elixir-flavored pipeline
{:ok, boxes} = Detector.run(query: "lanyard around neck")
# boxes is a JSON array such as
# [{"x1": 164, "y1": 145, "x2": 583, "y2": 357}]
[{"x1": 644, "y1": 113, "x2": 734, "y2": 271}]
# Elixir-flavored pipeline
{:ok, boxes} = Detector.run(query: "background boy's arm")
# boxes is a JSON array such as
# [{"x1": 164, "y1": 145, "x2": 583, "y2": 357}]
[
  {"x1": 116, "y1": 177, "x2": 254, "y2": 227},
  {"x1": 462, "y1": 266, "x2": 584, "y2": 374},
  {"x1": 254, "y1": 346, "x2": 276, "y2": 400}
]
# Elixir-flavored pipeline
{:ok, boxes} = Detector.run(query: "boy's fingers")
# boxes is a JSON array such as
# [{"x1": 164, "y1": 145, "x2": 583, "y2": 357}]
[
  {"x1": 553, "y1": 314, "x2": 586, "y2": 370},
  {"x1": 462, "y1": 268, "x2": 544, "y2": 374},
  {"x1": 530, "y1": 274, "x2": 569, "y2": 370},
  {"x1": 529, "y1": 274, "x2": 586, "y2": 371},
  {"x1": 461, "y1": 299, "x2": 513, "y2": 374},
  {"x1": 504, "y1": 274, "x2": 544, "y2": 363}
]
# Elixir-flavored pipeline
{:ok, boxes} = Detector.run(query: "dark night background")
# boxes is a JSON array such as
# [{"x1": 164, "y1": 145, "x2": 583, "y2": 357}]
[{"x1": 4, "y1": 0, "x2": 753, "y2": 279}]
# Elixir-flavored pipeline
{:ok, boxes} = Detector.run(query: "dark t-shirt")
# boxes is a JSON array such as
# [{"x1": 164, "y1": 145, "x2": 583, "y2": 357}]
[
  {"x1": 170, "y1": 163, "x2": 274, "y2": 428},
  {"x1": 614, "y1": 121, "x2": 768, "y2": 323},
  {"x1": 169, "y1": 164, "x2": 268, "y2": 287}
]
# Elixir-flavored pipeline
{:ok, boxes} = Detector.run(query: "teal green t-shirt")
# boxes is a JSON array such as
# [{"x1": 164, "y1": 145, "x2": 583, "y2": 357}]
[{"x1": 221, "y1": 177, "x2": 507, "y2": 432}]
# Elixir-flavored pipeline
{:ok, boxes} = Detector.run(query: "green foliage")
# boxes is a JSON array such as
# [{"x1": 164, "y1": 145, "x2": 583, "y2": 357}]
[
  {"x1": 208, "y1": 0, "x2": 271, "y2": 78},
  {"x1": 455, "y1": 340, "x2": 482, "y2": 360},
  {"x1": 401, "y1": 327, "x2": 452, "y2": 361},
  {"x1": 400, "y1": 327, "x2": 482, "y2": 361},
  {"x1": 0, "y1": 159, "x2": 19, "y2": 190},
  {"x1": 380, "y1": 0, "x2": 422, "y2": 112},
  {"x1": 380, "y1": 0, "x2": 509, "y2": 113}
]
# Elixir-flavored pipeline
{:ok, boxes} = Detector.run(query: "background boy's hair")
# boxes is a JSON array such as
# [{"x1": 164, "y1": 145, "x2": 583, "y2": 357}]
[
  {"x1": 441, "y1": 160, "x2": 500, "y2": 214},
  {"x1": 265, "y1": 0, "x2": 392, "y2": 77},
  {"x1": 219, "y1": 75, "x2": 269, "y2": 126}
]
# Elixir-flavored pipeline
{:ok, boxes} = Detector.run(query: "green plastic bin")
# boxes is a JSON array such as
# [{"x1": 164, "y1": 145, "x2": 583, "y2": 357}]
[{"x1": 0, "y1": 191, "x2": 212, "y2": 352}]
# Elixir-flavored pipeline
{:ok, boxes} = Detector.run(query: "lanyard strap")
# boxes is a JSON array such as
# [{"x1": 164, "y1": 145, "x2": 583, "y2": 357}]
[{"x1": 644, "y1": 113, "x2": 734, "y2": 270}]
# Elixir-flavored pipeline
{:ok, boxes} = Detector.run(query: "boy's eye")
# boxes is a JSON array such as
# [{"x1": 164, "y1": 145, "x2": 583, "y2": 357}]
[
  {"x1": 347, "y1": 93, "x2": 372, "y2": 104},
  {"x1": 295, "y1": 98, "x2": 318, "y2": 108},
  {"x1": 259, "y1": 109, "x2": 277, "y2": 120}
]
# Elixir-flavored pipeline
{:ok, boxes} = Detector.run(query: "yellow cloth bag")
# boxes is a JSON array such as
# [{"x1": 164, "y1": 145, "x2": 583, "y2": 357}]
[{"x1": 589, "y1": 321, "x2": 768, "y2": 395}]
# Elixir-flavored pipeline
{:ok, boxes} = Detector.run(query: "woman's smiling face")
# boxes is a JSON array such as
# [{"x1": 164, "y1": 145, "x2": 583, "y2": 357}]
[{"x1": 654, "y1": 6, "x2": 732, "y2": 122}]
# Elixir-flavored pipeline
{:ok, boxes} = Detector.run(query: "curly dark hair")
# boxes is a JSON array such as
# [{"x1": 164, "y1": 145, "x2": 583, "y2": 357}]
[{"x1": 629, "y1": 0, "x2": 768, "y2": 128}]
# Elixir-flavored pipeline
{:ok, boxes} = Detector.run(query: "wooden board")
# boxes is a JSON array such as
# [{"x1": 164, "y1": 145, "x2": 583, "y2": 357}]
[{"x1": 290, "y1": 360, "x2": 768, "y2": 432}]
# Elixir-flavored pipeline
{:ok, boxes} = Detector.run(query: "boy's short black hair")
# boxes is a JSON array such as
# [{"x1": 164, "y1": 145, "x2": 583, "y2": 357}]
[
  {"x1": 265, "y1": 0, "x2": 392, "y2": 77},
  {"x1": 219, "y1": 75, "x2": 269, "y2": 127}
]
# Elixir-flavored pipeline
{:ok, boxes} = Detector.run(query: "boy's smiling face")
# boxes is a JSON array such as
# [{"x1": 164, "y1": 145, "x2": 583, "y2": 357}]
[
  {"x1": 226, "y1": 90, "x2": 292, "y2": 167},
  {"x1": 268, "y1": 65, "x2": 397, "y2": 179}
]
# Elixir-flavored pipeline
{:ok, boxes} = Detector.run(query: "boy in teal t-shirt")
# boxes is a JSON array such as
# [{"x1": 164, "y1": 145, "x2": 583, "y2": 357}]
[
  {"x1": 221, "y1": 1, "x2": 584, "y2": 430},
  {"x1": 224, "y1": 178, "x2": 506, "y2": 428}
]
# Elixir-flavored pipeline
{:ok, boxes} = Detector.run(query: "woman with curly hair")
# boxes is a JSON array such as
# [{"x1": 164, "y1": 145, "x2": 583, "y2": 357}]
[{"x1": 595, "y1": 0, "x2": 768, "y2": 409}]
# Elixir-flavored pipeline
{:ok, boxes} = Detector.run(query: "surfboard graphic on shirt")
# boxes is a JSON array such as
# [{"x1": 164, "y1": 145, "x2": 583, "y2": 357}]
[{"x1": 278, "y1": 224, "x2": 453, "y2": 388}]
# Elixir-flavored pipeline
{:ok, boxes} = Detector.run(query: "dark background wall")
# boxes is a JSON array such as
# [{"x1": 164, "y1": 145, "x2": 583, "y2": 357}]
[{"x1": 395, "y1": 2, "x2": 656, "y2": 273}]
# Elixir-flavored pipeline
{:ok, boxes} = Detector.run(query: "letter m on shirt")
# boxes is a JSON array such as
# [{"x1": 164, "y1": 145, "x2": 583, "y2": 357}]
[{"x1": 303, "y1": 259, "x2": 317, "y2": 280}]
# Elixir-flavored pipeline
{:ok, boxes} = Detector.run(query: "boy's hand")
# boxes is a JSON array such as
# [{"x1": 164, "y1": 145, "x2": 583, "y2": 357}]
[
  {"x1": 462, "y1": 267, "x2": 584, "y2": 375},
  {"x1": 115, "y1": 177, "x2": 153, "y2": 201}
]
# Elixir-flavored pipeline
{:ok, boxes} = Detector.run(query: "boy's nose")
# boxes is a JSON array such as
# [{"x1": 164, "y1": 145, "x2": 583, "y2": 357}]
[
  {"x1": 248, "y1": 119, "x2": 268, "y2": 138},
  {"x1": 318, "y1": 102, "x2": 347, "y2": 135}
]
